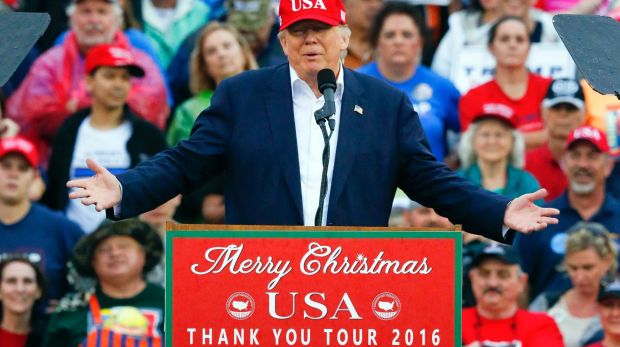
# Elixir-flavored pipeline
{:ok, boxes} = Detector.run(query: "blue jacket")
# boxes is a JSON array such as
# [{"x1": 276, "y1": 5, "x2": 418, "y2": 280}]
[{"x1": 111, "y1": 64, "x2": 513, "y2": 242}]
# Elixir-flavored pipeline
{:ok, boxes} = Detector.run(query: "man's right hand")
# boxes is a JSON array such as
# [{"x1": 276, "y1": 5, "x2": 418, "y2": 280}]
[{"x1": 67, "y1": 159, "x2": 121, "y2": 211}]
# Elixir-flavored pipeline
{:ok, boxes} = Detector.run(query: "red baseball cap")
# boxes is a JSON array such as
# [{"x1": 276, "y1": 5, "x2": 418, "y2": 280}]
[
  {"x1": 278, "y1": 0, "x2": 347, "y2": 31},
  {"x1": 565, "y1": 126, "x2": 610, "y2": 153},
  {"x1": 471, "y1": 103, "x2": 517, "y2": 128},
  {"x1": 0, "y1": 136, "x2": 39, "y2": 167},
  {"x1": 85, "y1": 44, "x2": 145, "y2": 77}
]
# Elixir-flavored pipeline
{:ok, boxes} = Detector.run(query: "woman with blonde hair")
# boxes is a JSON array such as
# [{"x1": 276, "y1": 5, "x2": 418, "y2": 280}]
[
  {"x1": 167, "y1": 22, "x2": 258, "y2": 146},
  {"x1": 539, "y1": 222, "x2": 618, "y2": 347}
]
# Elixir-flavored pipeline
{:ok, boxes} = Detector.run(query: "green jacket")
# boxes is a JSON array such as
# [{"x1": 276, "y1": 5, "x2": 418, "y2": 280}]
[
  {"x1": 142, "y1": 0, "x2": 210, "y2": 68},
  {"x1": 167, "y1": 90, "x2": 214, "y2": 146}
]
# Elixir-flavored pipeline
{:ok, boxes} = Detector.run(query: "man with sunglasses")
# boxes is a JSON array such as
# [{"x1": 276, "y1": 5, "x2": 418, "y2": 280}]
[{"x1": 517, "y1": 125, "x2": 620, "y2": 302}]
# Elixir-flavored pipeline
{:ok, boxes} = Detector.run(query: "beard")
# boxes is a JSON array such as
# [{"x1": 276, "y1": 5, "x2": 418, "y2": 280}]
[
  {"x1": 74, "y1": 27, "x2": 116, "y2": 48},
  {"x1": 570, "y1": 180, "x2": 596, "y2": 194}
]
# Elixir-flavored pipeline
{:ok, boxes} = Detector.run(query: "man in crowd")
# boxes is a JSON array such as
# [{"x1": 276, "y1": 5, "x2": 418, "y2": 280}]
[
  {"x1": 226, "y1": 0, "x2": 285, "y2": 67},
  {"x1": 401, "y1": 201, "x2": 453, "y2": 229},
  {"x1": 0, "y1": 136, "x2": 83, "y2": 312},
  {"x1": 68, "y1": 0, "x2": 559, "y2": 244},
  {"x1": 463, "y1": 243, "x2": 564, "y2": 346},
  {"x1": 343, "y1": 0, "x2": 382, "y2": 68},
  {"x1": 42, "y1": 44, "x2": 167, "y2": 233},
  {"x1": 7, "y1": 0, "x2": 169, "y2": 160},
  {"x1": 44, "y1": 220, "x2": 164, "y2": 346},
  {"x1": 517, "y1": 125, "x2": 620, "y2": 301},
  {"x1": 525, "y1": 78, "x2": 586, "y2": 202}
]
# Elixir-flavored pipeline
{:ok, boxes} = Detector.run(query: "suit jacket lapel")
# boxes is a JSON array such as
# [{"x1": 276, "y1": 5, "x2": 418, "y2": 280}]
[
  {"x1": 264, "y1": 64, "x2": 304, "y2": 222},
  {"x1": 328, "y1": 68, "x2": 364, "y2": 218}
]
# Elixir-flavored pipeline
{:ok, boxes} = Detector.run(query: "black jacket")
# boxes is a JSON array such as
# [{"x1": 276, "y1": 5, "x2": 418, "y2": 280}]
[{"x1": 43, "y1": 106, "x2": 167, "y2": 211}]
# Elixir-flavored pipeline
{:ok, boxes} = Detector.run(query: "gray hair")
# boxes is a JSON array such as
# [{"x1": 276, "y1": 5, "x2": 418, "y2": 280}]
[
  {"x1": 457, "y1": 121, "x2": 525, "y2": 169},
  {"x1": 66, "y1": 2, "x2": 123, "y2": 22},
  {"x1": 278, "y1": 24, "x2": 351, "y2": 62}
]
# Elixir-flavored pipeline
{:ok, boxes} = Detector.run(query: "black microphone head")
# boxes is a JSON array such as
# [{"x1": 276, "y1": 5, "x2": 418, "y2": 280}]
[{"x1": 317, "y1": 69, "x2": 337, "y2": 94}]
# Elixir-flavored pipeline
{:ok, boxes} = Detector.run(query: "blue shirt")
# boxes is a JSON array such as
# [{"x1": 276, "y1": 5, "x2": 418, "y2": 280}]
[
  {"x1": 0, "y1": 204, "x2": 84, "y2": 307},
  {"x1": 515, "y1": 192, "x2": 620, "y2": 301},
  {"x1": 357, "y1": 62, "x2": 461, "y2": 161}
]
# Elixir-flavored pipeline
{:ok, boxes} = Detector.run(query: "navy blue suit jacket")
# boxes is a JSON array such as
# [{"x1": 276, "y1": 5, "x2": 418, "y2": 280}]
[{"x1": 113, "y1": 64, "x2": 514, "y2": 243}]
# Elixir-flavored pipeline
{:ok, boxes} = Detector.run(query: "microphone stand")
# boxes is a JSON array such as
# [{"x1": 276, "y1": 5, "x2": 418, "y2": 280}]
[{"x1": 314, "y1": 102, "x2": 336, "y2": 226}]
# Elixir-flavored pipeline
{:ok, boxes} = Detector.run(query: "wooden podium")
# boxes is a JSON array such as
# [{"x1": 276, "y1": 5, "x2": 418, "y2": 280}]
[{"x1": 165, "y1": 223, "x2": 463, "y2": 346}]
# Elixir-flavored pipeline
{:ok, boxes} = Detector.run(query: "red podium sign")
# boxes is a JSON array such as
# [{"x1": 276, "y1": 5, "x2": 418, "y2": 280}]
[{"x1": 166, "y1": 229, "x2": 462, "y2": 346}]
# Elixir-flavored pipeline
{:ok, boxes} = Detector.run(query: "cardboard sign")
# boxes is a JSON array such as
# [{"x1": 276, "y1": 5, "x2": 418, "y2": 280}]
[
  {"x1": 166, "y1": 229, "x2": 462, "y2": 346},
  {"x1": 451, "y1": 43, "x2": 577, "y2": 94}
]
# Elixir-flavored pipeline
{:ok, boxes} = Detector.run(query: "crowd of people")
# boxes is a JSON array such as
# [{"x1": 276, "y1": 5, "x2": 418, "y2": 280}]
[{"x1": 1, "y1": 0, "x2": 620, "y2": 345}]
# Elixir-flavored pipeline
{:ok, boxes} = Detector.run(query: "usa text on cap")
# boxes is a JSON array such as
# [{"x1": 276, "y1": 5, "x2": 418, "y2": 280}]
[
  {"x1": 278, "y1": 0, "x2": 347, "y2": 31},
  {"x1": 0, "y1": 136, "x2": 39, "y2": 167},
  {"x1": 471, "y1": 103, "x2": 517, "y2": 128},
  {"x1": 85, "y1": 44, "x2": 145, "y2": 77},
  {"x1": 565, "y1": 125, "x2": 610, "y2": 153}
]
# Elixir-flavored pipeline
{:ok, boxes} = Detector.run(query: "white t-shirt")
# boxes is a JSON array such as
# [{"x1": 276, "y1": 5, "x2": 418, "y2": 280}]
[
  {"x1": 152, "y1": 7, "x2": 176, "y2": 32},
  {"x1": 548, "y1": 296, "x2": 599, "y2": 347},
  {"x1": 67, "y1": 117, "x2": 132, "y2": 233}
]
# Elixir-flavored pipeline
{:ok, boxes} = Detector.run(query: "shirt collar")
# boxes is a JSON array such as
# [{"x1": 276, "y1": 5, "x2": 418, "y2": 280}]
[
  {"x1": 289, "y1": 64, "x2": 345, "y2": 99},
  {"x1": 552, "y1": 191, "x2": 620, "y2": 216}
]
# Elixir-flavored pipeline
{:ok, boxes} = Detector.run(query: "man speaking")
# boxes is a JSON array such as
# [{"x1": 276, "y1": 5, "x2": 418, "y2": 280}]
[{"x1": 67, "y1": 0, "x2": 558, "y2": 244}]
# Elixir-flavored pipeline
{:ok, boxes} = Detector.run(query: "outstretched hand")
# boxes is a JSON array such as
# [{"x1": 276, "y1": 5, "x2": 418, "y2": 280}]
[
  {"x1": 67, "y1": 159, "x2": 121, "y2": 212},
  {"x1": 504, "y1": 189, "x2": 560, "y2": 234}
]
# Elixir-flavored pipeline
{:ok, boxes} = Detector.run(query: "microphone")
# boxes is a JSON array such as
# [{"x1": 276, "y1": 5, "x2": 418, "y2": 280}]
[
  {"x1": 313, "y1": 68, "x2": 337, "y2": 226},
  {"x1": 314, "y1": 69, "x2": 337, "y2": 125}
]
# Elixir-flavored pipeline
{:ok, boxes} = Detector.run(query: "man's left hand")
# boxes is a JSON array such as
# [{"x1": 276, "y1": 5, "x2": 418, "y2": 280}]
[{"x1": 504, "y1": 189, "x2": 560, "y2": 234}]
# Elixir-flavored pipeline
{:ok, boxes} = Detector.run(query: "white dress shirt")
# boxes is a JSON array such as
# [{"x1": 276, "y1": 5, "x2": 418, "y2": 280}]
[{"x1": 290, "y1": 65, "x2": 344, "y2": 226}]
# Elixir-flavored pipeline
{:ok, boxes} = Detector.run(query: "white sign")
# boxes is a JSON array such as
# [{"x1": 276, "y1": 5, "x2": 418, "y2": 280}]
[{"x1": 451, "y1": 43, "x2": 576, "y2": 94}]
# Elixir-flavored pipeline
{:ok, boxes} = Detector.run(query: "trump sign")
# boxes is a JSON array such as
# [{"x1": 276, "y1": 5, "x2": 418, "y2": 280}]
[{"x1": 166, "y1": 226, "x2": 462, "y2": 346}]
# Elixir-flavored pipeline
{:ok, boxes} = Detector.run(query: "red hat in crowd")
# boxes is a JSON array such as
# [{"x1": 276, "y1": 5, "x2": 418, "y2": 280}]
[
  {"x1": 471, "y1": 103, "x2": 517, "y2": 128},
  {"x1": 278, "y1": 0, "x2": 347, "y2": 31},
  {"x1": 565, "y1": 126, "x2": 610, "y2": 153},
  {"x1": 85, "y1": 44, "x2": 145, "y2": 77},
  {"x1": 0, "y1": 136, "x2": 39, "y2": 167}
]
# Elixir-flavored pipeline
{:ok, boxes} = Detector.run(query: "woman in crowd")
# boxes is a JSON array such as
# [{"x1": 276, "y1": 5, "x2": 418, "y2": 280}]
[
  {"x1": 166, "y1": 22, "x2": 256, "y2": 223},
  {"x1": 167, "y1": 21, "x2": 257, "y2": 146},
  {"x1": 543, "y1": 223, "x2": 617, "y2": 347},
  {"x1": 457, "y1": 104, "x2": 541, "y2": 201},
  {"x1": 0, "y1": 256, "x2": 46, "y2": 347},
  {"x1": 433, "y1": 0, "x2": 559, "y2": 80},
  {"x1": 357, "y1": 1, "x2": 460, "y2": 163},
  {"x1": 431, "y1": 0, "x2": 500, "y2": 78},
  {"x1": 459, "y1": 16, "x2": 552, "y2": 150}
]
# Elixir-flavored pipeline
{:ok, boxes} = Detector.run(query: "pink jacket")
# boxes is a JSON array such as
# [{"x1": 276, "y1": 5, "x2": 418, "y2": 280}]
[{"x1": 7, "y1": 31, "x2": 169, "y2": 159}]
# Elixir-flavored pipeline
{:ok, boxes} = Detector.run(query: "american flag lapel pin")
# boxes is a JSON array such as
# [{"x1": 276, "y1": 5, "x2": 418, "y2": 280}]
[{"x1": 354, "y1": 105, "x2": 363, "y2": 115}]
